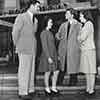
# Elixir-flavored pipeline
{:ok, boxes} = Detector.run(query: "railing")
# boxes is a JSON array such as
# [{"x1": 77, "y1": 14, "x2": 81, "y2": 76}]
[{"x1": 0, "y1": 5, "x2": 97, "y2": 18}]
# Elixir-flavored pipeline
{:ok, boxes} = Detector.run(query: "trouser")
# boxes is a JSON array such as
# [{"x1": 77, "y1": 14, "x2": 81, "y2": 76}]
[
  {"x1": 57, "y1": 55, "x2": 67, "y2": 85},
  {"x1": 69, "y1": 74, "x2": 78, "y2": 84},
  {"x1": 18, "y1": 53, "x2": 35, "y2": 95}
]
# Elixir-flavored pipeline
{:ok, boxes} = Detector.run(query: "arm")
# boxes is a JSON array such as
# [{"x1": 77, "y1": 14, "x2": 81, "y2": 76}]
[
  {"x1": 78, "y1": 21, "x2": 93, "y2": 43},
  {"x1": 56, "y1": 23, "x2": 65, "y2": 40},
  {"x1": 12, "y1": 14, "x2": 24, "y2": 46},
  {"x1": 33, "y1": 17, "x2": 38, "y2": 33},
  {"x1": 41, "y1": 32, "x2": 53, "y2": 64},
  {"x1": 41, "y1": 31, "x2": 50, "y2": 58}
]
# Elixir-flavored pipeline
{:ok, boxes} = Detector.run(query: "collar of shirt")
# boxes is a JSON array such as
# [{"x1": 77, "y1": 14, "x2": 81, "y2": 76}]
[
  {"x1": 27, "y1": 10, "x2": 33, "y2": 21},
  {"x1": 69, "y1": 20, "x2": 73, "y2": 24},
  {"x1": 69, "y1": 19, "x2": 77, "y2": 24}
]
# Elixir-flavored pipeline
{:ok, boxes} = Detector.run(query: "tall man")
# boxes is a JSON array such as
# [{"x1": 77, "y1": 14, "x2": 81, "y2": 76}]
[
  {"x1": 12, "y1": 0, "x2": 40, "y2": 99},
  {"x1": 56, "y1": 8, "x2": 81, "y2": 86}
]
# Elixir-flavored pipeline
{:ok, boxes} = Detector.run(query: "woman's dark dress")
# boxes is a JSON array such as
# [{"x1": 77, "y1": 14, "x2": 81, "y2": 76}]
[{"x1": 38, "y1": 30, "x2": 58, "y2": 72}]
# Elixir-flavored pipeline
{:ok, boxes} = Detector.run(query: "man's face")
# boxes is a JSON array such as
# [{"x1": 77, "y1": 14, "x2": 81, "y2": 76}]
[
  {"x1": 34, "y1": 3, "x2": 40, "y2": 11},
  {"x1": 65, "y1": 11, "x2": 72, "y2": 20},
  {"x1": 31, "y1": 3, "x2": 40, "y2": 13}
]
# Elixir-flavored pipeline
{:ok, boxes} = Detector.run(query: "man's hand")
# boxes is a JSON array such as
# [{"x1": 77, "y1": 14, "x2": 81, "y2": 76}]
[{"x1": 34, "y1": 17, "x2": 38, "y2": 24}]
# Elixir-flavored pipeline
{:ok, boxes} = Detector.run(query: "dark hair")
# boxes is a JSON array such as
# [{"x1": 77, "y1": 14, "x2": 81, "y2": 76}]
[
  {"x1": 66, "y1": 8, "x2": 74, "y2": 15},
  {"x1": 66, "y1": 8, "x2": 79, "y2": 19},
  {"x1": 27, "y1": 0, "x2": 40, "y2": 9},
  {"x1": 79, "y1": 10, "x2": 93, "y2": 22},
  {"x1": 42, "y1": 16, "x2": 53, "y2": 30}
]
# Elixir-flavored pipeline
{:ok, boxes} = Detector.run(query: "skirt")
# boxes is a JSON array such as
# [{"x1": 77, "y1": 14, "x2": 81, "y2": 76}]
[
  {"x1": 79, "y1": 49, "x2": 96, "y2": 74},
  {"x1": 38, "y1": 53, "x2": 58, "y2": 72}
]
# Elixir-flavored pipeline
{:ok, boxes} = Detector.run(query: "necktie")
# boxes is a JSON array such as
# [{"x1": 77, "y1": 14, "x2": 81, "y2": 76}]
[
  {"x1": 33, "y1": 15, "x2": 35, "y2": 23},
  {"x1": 67, "y1": 22, "x2": 70, "y2": 39}
]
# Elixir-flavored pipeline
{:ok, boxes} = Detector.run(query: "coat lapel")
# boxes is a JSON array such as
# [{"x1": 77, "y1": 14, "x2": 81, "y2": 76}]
[
  {"x1": 26, "y1": 12, "x2": 33, "y2": 25},
  {"x1": 68, "y1": 23, "x2": 77, "y2": 40},
  {"x1": 64, "y1": 22, "x2": 69, "y2": 39}
]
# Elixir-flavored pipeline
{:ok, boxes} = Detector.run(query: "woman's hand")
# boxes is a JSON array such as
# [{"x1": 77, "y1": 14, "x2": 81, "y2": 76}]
[
  {"x1": 55, "y1": 33, "x2": 63, "y2": 40},
  {"x1": 48, "y1": 57, "x2": 53, "y2": 64}
]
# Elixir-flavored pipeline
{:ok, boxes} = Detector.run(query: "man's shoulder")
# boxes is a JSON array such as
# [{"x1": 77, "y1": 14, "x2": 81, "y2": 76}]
[
  {"x1": 60, "y1": 21, "x2": 68, "y2": 27},
  {"x1": 62, "y1": 21, "x2": 68, "y2": 25},
  {"x1": 74, "y1": 21, "x2": 82, "y2": 27},
  {"x1": 17, "y1": 12, "x2": 27, "y2": 18}
]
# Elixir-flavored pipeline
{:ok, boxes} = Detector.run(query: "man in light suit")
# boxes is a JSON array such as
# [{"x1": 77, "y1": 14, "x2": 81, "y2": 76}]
[
  {"x1": 12, "y1": 0, "x2": 40, "y2": 99},
  {"x1": 56, "y1": 8, "x2": 81, "y2": 86}
]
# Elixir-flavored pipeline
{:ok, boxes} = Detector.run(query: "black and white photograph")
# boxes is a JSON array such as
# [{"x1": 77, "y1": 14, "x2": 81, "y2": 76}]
[{"x1": 0, "y1": 0, "x2": 100, "y2": 100}]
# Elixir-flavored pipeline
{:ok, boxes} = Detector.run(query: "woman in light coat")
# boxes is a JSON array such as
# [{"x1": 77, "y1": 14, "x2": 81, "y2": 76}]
[{"x1": 78, "y1": 10, "x2": 96, "y2": 96}]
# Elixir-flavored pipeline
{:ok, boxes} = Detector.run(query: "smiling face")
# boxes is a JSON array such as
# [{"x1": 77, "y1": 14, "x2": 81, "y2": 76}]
[
  {"x1": 34, "y1": 2, "x2": 40, "y2": 11},
  {"x1": 65, "y1": 10, "x2": 73, "y2": 20},
  {"x1": 30, "y1": 2, "x2": 40, "y2": 13},
  {"x1": 47, "y1": 19, "x2": 53, "y2": 29},
  {"x1": 79, "y1": 13, "x2": 86, "y2": 23}
]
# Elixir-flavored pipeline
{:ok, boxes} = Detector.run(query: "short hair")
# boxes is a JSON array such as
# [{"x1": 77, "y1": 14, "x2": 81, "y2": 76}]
[
  {"x1": 66, "y1": 8, "x2": 74, "y2": 15},
  {"x1": 27, "y1": 0, "x2": 40, "y2": 9},
  {"x1": 79, "y1": 10, "x2": 93, "y2": 22},
  {"x1": 66, "y1": 8, "x2": 78, "y2": 19}
]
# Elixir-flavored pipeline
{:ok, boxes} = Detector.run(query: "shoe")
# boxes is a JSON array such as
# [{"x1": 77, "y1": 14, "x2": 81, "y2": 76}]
[
  {"x1": 79, "y1": 91, "x2": 96, "y2": 97},
  {"x1": 79, "y1": 91, "x2": 89, "y2": 96},
  {"x1": 87, "y1": 91, "x2": 96, "y2": 98},
  {"x1": 89, "y1": 92, "x2": 96, "y2": 96},
  {"x1": 51, "y1": 89, "x2": 60, "y2": 96},
  {"x1": 19, "y1": 95, "x2": 32, "y2": 100},
  {"x1": 44, "y1": 90, "x2": 52, "y2": 96}
]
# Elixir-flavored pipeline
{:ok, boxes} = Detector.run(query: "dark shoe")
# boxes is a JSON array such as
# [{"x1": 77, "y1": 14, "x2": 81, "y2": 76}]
[
  {"x1": 44, "y1": 90, "x2": 52, "y2": 96},
  {"x1": 79, "y1": 91, "x2": 89, "y2": 96},
  {"x1": 29, "y1": 92, "x2": 36, "y2": 97},
  {"x1": 87, "y1": 91, "x2": 96, "y2": 98},
  {"x1": 79, "y1": 91, "x2": 96, "y2": 97},
  {"x1": 19, "y1": 95, "x2": 32, "y2": 100},
  {"x1": 89, "y1": 92, "x2": 96, "y2": 96},
  {"x1": 51, "y1": 89, "x2": 60, "y2": 96}
]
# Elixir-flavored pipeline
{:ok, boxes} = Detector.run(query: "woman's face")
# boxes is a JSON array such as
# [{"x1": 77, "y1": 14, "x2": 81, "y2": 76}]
[
  {"x1": 79, "y1": 13, "x2": 86, "y2": 23},
  {"x1": 47, "y1": 19, "x2": 53, "y2": 29}
]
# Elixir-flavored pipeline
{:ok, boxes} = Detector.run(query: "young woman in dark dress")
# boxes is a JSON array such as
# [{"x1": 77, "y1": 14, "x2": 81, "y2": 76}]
[{"x1": 38, "y1": 16, "x2": 59, "y2": 96}]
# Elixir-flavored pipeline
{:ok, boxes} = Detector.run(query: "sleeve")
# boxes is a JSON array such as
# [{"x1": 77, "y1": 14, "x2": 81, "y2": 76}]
[
  {"x1": 56, "y1": 23, "x2": 65, "y2": 40},
  {"x1": 79, "y1": 22, "x2": 93, "y2": 43},
  {"x1": 33, "y1": 17, "x2": 38, "y2": 33},
  {"x1": 12, "y1": 14, "x2": 24, "y2": 46},
  {"x1": 41, "y1": 31, "x2": 50, "y2": 58}
]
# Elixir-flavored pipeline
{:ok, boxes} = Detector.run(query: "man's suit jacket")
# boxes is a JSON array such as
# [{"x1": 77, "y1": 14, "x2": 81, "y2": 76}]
[{"x1": 12, "y1": 12, "x2": 38, "y2": 55}]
